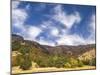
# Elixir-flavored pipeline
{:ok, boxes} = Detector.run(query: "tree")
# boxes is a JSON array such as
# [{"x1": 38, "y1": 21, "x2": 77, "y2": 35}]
[
  {"x1": 12, "y1": 41, "x2": 21, "y2": 51},
  {"x1": 64, "y1": 63, "x2": 71, "y2": 68},
  {"x1": 68, "y1": 58, "x2": 78, "y2": 68},
  {"x1": 90, "y1": 58, "x2": 96, "y2": 66},
  {"x1": 19, "y1": 45, "x2": 30, "y2": 54},
  {"x1": 77, "y1": 59, "x2": 84, "y2": 67},
  {"x1": 20, "y1": 55, "x2": 32, "y2": 70}
]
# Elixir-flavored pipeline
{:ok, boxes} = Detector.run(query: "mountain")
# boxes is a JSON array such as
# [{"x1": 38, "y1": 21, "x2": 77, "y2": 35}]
[
  {"x1": 12, "y1": 34, "x2": 96, "y2": 67},
  {"x1": 12, "y1": 34, "x2": 95, "y2": 57}
]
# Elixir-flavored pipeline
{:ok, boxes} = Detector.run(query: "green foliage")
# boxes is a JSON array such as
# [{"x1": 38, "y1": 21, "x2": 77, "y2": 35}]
[
  {"x1": 64, "y1": 63, "x2": 71, "y2": 68},
  {"x1": 77, "y1": 59, "x2": 84, "y2": 67},
  {"x1": 34, "y1": 56, "x2": 47, "y2": 67},
  {"x1": 34, "y1": 55, "x2": 85, "y2": 68},
  {"x1": 68, "y1": 58, "x2": 79, "y2": 68},
  {"x1": 90, "y1": 58, "x2": 96, "y2": 66},
  {"x1": 18, "y1": 45, "x2": 33, "y2": 70},
  {"x1": 12, "y1": 41, "x2": 21, "y2": 51},
  {"x1": 12, "y1": 35, "x2": 95, "y2": 70},
  {"x1": 12, "y1": 41, "x2": 93, "y2": 69},
  {"x1": 82, "y1": 59, "x2": 91, "y2": 65},
  {"x1": 79, "y1": 57, "x2": 96, "y2": 66},
  {"x1": 64, "y1": 58, "x2": 84, "y2": 68},
  {"x1": 51, "y1": 55, "x2": 67, "y2": 68},
  {"x1": 20, "y1": 55, "x2": 32, "y2": 70},
  {"x1": 19, "y1": 45, "x2": 30, "y2": 54},
  {"x1": 34, "y1": 55, "x2": 68, "y2": 68}
]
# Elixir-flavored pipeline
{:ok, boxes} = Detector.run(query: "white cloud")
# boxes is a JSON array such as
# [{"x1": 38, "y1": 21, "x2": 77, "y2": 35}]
[
  {"x1": 12, "y1": 1, "x2": 28, "y2": 32},
  {"x1": 12, "y1": 9, "x2": 28, "y2": 29},
  {"x1": 57, "y1": 34, "x2": 85, "y2": 46},
  {"x1": 86, "y1": 14, "x2": 95, "y2": 44},
  {"x1": 12, "y1": 1, "x2": 95, "y2": 46},
  {"x1": 56, "y1": 14, "x2": 96, "y2": 46},
  {"x1": 53, "y1": 5, "x2": 81, "y2": 29},
  {"x1": 51, "y1": 28, "x2": 59, "y2": 36},
  {"x1": 12, "y1": 1, "x2": 20, "y2": 9},
  {"x1": 12, "y1": 1, "x2": 42, "y2": 42},
  {"x1": 89, "y1": 14, "x2": 95, "y2": 32},
  {"x1": 26, "y1": 26, "x2": 42, "y2": 40},
  {"x1": 37, "y1": 37, "x2": 55, "y2": 46},
  {"x1": 30, "y1": 5, "x2": 82, "y2": 46},
  {"x1": 40, "y1": 21, "x2": 53, "y2": 29}
]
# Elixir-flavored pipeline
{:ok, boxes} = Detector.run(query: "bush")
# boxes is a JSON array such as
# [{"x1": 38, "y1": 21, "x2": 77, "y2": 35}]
[
  {"x1": 64, "y1": 63, "x2": 71, "y2": 68},
  {"x1": 68, "y1": 58, "x2": 79, "y2": 68},
  {"x1": 51, "y1": 56, "x2": 67, "y2": 68},
  {"x1": 12, "y1": 54, "x2": 23, "y2": 66},
  {"x1": 19, "y1": 45, "x2": 30, "y2": 54},
  {"x1": 35, "y1": 56, "x2": 84, "y2": 68},
  {"x1": 82, "y1": 58, "x2": 92, "y2": 65},
  {"x1": 12, "y1": 41, "x2": 21, "y2": 51},
  {"x1": 34, "y1": 55, "x2": 68, "y2": 68},
  {"x1": 77, "y1": 59, "x2": 84, "y2": 67},
  {"x1": 20, "y1": 55, "x2": 32, "y2": 70},
  {"x1": 33, "y1": 55, "x2": 85, "y2": 68},
  {"x1": 34, "y1": 57, "x2": 49, "y2": 67},
  {"x1": 64, "y1": 58, "x2": 84, "y2": 68},
  {"x1": 90, "y1": 58, "x2": 96, "y2": 66}
]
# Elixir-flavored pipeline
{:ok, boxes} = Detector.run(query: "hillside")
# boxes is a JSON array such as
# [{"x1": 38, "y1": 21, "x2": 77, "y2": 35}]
[
  {"x1": 12, "y1": 34, "x2": 96, "y2": 74},
  {"x1": 12, "y1": 34, "x2": 95, "y2": 57}
]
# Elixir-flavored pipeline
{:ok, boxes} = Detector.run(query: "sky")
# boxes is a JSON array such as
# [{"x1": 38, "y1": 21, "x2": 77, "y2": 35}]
[{"x1": 12, "y1": 0, "x2": 96, "y2": 46}]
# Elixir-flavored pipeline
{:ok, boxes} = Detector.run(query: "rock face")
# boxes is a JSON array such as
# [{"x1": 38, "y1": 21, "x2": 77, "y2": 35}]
[{"x1": 12, "y1": 34, "x2": 96, "y2": 59}]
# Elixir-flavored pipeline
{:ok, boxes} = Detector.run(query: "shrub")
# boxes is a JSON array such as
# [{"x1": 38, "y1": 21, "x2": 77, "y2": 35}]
[
  {"x1": 51, "y1": 56, "x2": 67, "y2": 68},
  {"x1": 64, "y1": 63, "x2": 71, "y2": 68},
  {"x1": 90, "y1": 58, "x2": 96, "y2": 66},
  {"x1": 12, "y1": 54, "x2": 23, "y2": 66},
  {"x1": 20, "y1": 55, "x2": 32, "y2": 70},
  {"x1": 64, "y1": 58, "x2": 84, "y2": 68},
  {"x1": 82, "y1": 59, "x2": 91, "y2": 65},
  {"x1": 77, "y1": 59, "x2": 84, "y2": 67},
  {"x1": 19, "y1": 45, "x2": 30, "y2": 54},
  {"x1": 34, "y1": 55, "x2": 68, "y2": 68},
  {"x1": 68, "y1": 58, "x2": 78, "y2": 68},
  {"x1": 33, "y1": 55, "x2": 85, "y2": 68},
  {"x1": 34, "y1": 57, "x2": 49, "y2": 67},
  {"x1": 12, "y1": 41, "x2": 21, "y2": 51}
]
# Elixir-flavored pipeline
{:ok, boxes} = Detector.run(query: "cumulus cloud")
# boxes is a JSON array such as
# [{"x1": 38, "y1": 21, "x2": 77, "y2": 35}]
[
  {"x1": 12, "y1": 1, "x2": 28, "y2": 32},
  {"x1": 12, "y1": 1, "x2": 42, "y2": 42},
  {"x1": 89, "y1": 14, "x2": 95, "y2": 33},
  {"x1": 56, "y1": 14, "x2": 96, "y2": 46},
  {"x1": 12, "y1": 1, "x2": 20, "y2": 9},
  {"x1": 51, "y1": 27, "x2": 59, "y2": 36},
  {"x1": 37, "y1": 36, "x2": 55, "y2": 46},
  {"x1": 12, "y1": 9, "x2": 27, "y2": 29},
  {"x1": 86, "y1": 14, "x2": 95, "y2": 44},
  {"x1": 57, "y1": 34, "x2": 85, "y2": 45},
  {"x1": 52, "y1": 5, "x2": 81, "y2": 29},
  {"x1": 12, "y1": 1, "x2": 95, "y2": 46},
  {"x1": 26, "y1": 26, "x2": 42, "y2": 40}
]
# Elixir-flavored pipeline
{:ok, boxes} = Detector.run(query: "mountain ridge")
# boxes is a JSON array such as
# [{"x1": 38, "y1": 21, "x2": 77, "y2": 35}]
[
  {"x1": 12, "y1": 34, "x2": 96, "y2": 57},
  {"x1": 12, "y1": 34, "x2": 96, "y2": 70}
]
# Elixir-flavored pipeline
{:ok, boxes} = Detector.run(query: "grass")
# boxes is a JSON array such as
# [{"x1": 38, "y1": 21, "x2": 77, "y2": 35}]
[{"x1": 12, "y1": 66, "x2": 96, "y2": 74}]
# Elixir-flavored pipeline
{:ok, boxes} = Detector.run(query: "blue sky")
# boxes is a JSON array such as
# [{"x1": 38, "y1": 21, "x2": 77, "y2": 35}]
[{"x1": 12, "y1": 1, "x2": 96, "y2": 46}]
